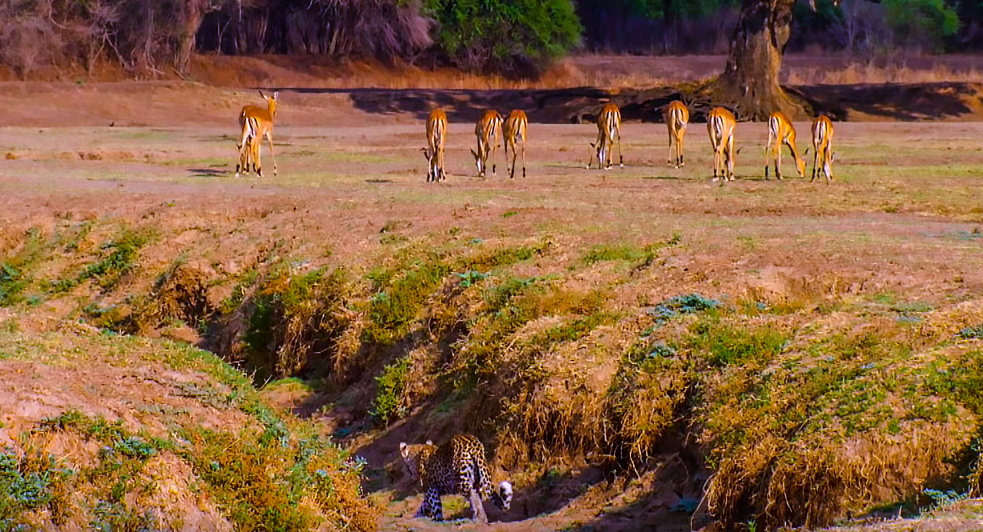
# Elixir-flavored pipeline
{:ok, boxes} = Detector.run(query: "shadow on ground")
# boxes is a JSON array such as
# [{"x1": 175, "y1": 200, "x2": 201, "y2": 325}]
[{"x1": 275, "y1": 82, "x2": 983, "y2": 123}]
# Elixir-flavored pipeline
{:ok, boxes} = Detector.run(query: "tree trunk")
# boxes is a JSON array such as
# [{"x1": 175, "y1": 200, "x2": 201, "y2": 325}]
[
  {"x1": 715, "y1": 0, "x2": 810, "y2": 121},
  {"x1": 177, "y1": 0, "x2": 221, "y2": 74}
]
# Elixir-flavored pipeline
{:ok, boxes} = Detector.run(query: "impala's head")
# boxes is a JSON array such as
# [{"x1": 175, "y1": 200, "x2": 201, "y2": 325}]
[{"x1": 259, "y1": 91, "x2": 279, "y2": 118}]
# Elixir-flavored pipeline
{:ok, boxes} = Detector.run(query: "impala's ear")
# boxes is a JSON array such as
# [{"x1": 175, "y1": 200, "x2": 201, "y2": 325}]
[
  {"x1": 471, "y1": 148, "x2": 478, "y2": 159},
  {"x1": 804, "y1": 148, "x2": 810, "y2": 156},
  {"x1": 399, "y1": 442, "x2": 409, "y2": 457},
  {"x1": 590, "y1": 142, "x2": 596, "y2": 149},
  {"x1": 272, "y1": 91, "x2": 279, "y2": 101},
  {"x1": 426, "y1": 440, "x2": 433, "y2": 446},
  {"x1": 736, "y1": 147, "x2": 743, "y2": 155},
  {"x1": 258, "y1": 91, "x2": 266, "y2": 99}
]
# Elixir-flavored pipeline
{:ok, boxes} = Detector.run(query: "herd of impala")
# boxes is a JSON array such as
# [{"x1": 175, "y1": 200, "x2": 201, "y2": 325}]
[{"x1": 232, "y1": 92, "x2": 835, "y2": 184}]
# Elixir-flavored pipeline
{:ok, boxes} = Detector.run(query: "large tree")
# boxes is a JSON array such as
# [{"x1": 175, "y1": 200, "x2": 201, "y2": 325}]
[{"x1": 716, "y1": 0, "x2": 846, "y2": 120}]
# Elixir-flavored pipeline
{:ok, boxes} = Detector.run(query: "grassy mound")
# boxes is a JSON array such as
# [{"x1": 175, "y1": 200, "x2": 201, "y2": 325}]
[{"x1": 0, "y1": 328, "x2": 377, "y2": 531}]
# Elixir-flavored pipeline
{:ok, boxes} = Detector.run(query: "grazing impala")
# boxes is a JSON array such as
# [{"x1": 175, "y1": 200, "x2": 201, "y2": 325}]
[
  {"x1": 666, "y1": 100, "x2": 689, "y2": 168},
  {"x1": 587, "y1": 103, "x2": 623, "y2": 170},
  {"x1": 235, "y1": 91, "x2": 278, "y2": 178},
  {"x1": 423, "y1": 109, "x2": 448, "y2": 182},
  {"x1": 811, "y1": 115, "x2": 835, "y2": 184},
  {"x1": 764, "y1": 111, "x2": 806, "y2": 180},
  {"x1": 707, "y1": 107, "x2": 737, "y2": 182},
  {"x1": 504, "y1": 110, "x2": 528, "y2": 178},
  {"x1": 471, "y1": 110, "x2": 503, "y2": 178}
]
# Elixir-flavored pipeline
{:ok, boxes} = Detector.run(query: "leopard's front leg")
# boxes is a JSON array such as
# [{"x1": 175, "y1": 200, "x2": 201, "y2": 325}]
[{"x1": 422, "y1": 486, "x2": 444, "y2": 521}]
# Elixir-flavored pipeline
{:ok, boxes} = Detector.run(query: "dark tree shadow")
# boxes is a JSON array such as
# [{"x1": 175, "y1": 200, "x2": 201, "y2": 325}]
[
  {"x1": 795, "y1": 82, "x2": 974, "y2": 121},
  {"x1": 270, "y1": 86, "x2": 685, "y2": 124},
  {"x1": 266, "y1": 82, "x2": 980, "y2": 124}
]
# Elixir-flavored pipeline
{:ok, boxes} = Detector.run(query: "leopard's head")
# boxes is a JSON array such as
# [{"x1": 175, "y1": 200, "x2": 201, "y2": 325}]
[{"x1": 399, "y1": 440, "x2": 434, "y2": 481}]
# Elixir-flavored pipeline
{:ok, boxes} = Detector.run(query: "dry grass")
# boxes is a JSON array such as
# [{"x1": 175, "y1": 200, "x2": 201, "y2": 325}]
[{"x1": 787, "y1": 62, "x2": 983, "y2": 85}]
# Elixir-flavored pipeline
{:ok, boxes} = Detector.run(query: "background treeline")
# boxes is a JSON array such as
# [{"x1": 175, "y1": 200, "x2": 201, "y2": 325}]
[{"x1": 0, "y1": 0, "x2": 980, "y2": 78}]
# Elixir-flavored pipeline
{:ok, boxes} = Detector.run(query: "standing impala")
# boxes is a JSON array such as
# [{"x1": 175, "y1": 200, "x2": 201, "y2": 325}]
[
  {"x1": 765, "y1": 111, "x2": 806, "y2": 180},
  {"x1": 587, "y1": 103, "x2": 623, "y2": 170},
  {"x1": 423, "y1": 109, "x2": 448, "y2": 182},
  {"x1": 707, "y1": 107, "x2": 737, "y2": 182},
  {"x1": 811, "y1": 115, "x2": 835, "y2": 184},
  {"x1": 666, "y1": 100, "x2": 689, "y2": 168},
  {"x1": 235, "y1": 91, "x2": 278, "y2": 178},
  {"x1": 471, "y1": 110, "x2": 503, "y2": 178},
  {"x1": 504, "y1": 110, "x2": 528, "y2": 178}
]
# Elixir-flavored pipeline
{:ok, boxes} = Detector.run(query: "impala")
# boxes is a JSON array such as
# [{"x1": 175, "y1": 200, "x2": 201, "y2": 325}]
[
  {"x1": 587, "y1": 103, "x2": 623, "y2": 170},
  {"x1": 764, "y1": 111, "x2": 806, "y2": 180},
  {"x1": 707, "y1": 107, "x2": 737, "y2": 182},
  {"x1": 666, "y1": 100, "x2": 689, "y2": 168},
  {"x1": 811, "y1": 115, "x2": 835, "y2": 184},
  {"x1": 423, "y1": 109, "x2": 448, "y2": 182},
  {"x1": 235, "y1": 91, "x2": 278, "y2": 178},
  {"x1": 504, "y1": 110, "x2": 528, "y2": 179},
  {"x1": 471, "y1": 110, "x2": 503, "y2": 178}
]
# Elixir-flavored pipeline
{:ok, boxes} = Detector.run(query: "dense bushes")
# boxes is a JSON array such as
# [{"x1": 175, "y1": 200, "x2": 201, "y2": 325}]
[
  {"x1": 0, "y1": 0, "x2": 979, "y2": 79},
  {"x1": 424, "y1": 0, "x2": 582, "y2": 74}
]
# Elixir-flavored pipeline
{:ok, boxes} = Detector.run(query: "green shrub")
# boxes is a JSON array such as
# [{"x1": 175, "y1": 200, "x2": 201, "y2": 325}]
[
  {"x1": 425, "y1": 0, "x2": 583, "y2": 74},
  {"x1": 371, "y1": 356, "x2": 412, "y2": 424},
  {"x1": 883, "y1": 0, "x2": 959, "y2": 53}
]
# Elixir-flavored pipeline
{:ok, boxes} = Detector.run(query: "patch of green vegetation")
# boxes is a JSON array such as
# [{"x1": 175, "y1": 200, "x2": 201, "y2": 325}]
[
  {"x1": 242, "y1": 266, "x2": 351, "y2": 384},
  {"x1": 366, "y1": 259, "x2": 450, "y2": 344},
  {"x1": 456, "y1": 270, "x2": 489, "y2": 288},
  {"x1": 535, "y1": 310, "x2": 619, "y2": 345},
  {"x1": 0, "y1": 446, "x2": 73, "y2": 529},
  {"x1": 648, "y1": 293, "x2": 720, "y2": 323},
  {"x1": 0, "y1": 263, "x2": 29, "y2": 307},
  {"x1": 458, "y1": 243, "x2": 543, "y2": 271},
  {"x1": 959, "y1": 325, "x2": 983, "y2": 340},
  {"x1": 90, "y1": 500, "x2": 161, "y2": 532},
  {"x1": 371, "y1": 355, "x2": 412, "y2": 425},
  {"x1": 502, "y1": 210, "x2": 518, "y2": 218},
  {"x1": 49, "y1": 228, "x2": 152, "y2": 293},
  {"x1": 581, "y1": 243, "x2": 646, "y2": 264},
  {"x1": 0, "y1": 227, "x2": 47, "y2": 306},
  {"x1": 580, "y1": 234, "x2": 680, "y2": 268},
  {"x1": 32, "y1": 411, "x2": 168, "y2": 531},
  {"x1": 219, "y1": 268, "x2": 259, "y2": 315},
  {"x1": 687, "y1": 316, "x2": 787, "y2": 367}
]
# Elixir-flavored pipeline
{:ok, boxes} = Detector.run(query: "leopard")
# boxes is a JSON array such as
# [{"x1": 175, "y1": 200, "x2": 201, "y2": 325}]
[{"x1": 399, "y1": 434, "x2": 513, "y2": 523}]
